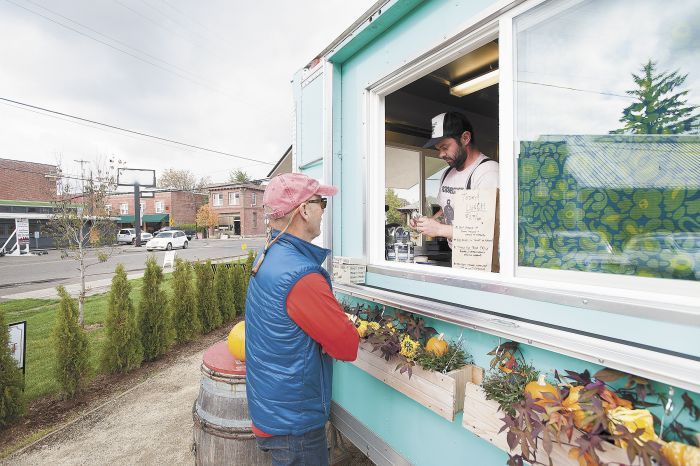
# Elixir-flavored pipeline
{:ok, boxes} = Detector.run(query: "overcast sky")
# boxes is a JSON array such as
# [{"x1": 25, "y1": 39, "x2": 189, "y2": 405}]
[{"x1": 0, "y1": 0, "x2": 375, "y2": 185}]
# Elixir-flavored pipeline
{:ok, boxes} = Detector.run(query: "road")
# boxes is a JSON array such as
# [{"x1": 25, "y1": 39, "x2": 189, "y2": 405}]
[{"x1": 0, "y1": 238, "x2": 265, "y2": 298}]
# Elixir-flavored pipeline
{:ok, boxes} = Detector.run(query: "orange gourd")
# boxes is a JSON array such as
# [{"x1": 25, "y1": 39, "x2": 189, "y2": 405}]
[
  {"x1": 425, "y1": 333, "x2": 449, "y2": 357},
  {"x1": 524, "y1": 374, "x2": 559, "y2": 407},
  {"x1": 227, "y1": 321, "x2": 246, "y2": 361}
]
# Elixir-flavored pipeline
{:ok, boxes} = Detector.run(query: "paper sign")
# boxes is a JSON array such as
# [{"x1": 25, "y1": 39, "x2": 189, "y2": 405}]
[
  {"x1": 451, "y1": 189, "x2": 498, "y2": 271},
  {"x1": 163, "y1": 251, "x2": 176, "y2": 269},
  {"x1": 8, "y1": 321, "x2": 26, "y2": 370},
  {"x1": 332, "y1": 256, "x2": 366, "y2": 284}
]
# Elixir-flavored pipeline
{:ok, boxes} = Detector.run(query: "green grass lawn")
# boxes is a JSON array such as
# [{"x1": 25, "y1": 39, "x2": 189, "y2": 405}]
[{"x1": 2, "y1": 275, "x2": 173, "y2": 402}]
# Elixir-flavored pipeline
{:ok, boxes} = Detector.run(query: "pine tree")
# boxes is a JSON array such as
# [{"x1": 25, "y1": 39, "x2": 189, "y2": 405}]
[
  {"x1": 611, "y1": 59, "x2": 699, "y2": 134},
  {"x1": 215, "y1": 263, "x2": 236, "y2": 322},
  {"x1": 196, "y1": 260, "x2": 221, "y2": 333},
  {"x1": 171, "y1": 258, "x2": 201, "y2": 343},
  {"x1": 139, "y1": 256, "x2": 171, "y2": 361},
  {"x1": 101, "y1": 264, "x2": 143, "y2": 373},
  {"x1": 54, "y1": 286, "x2": 90, "y2": 398},
  {"x1": 244, "y1": 250, "x2": 256, "y2": 297},
  {"x1": 231, "y1": 262, "x2": 246, "y2": 316},
  {"x1": 0, "y1": 308, "x2": 25, "y2": 427}
]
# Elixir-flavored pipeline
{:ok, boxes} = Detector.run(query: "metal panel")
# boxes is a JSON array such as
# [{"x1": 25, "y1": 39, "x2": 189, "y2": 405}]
[{"x1": 330, "y1": 401, "x2": 412, "y2": 466}]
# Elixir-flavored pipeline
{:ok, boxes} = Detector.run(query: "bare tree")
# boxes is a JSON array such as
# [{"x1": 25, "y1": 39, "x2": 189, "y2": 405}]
[
  {"x1": 158, "y1": 168, "x2": 210, "y2": 191},
  {"x1": 228, "y1": 169, "x2": 251, "y2": 184},
  {"x1": 45, "y1": 164, "x2": 118, "y2": 325}
]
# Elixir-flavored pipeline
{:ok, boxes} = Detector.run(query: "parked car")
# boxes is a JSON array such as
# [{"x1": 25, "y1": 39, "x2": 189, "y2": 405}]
[
  {"x1": 140, "y1": 232, "x2": 153, "y2": 242},
  {"x1": 184, "y1": 230, "x2": 196, "y2": 240},
  {"x1": 146, "y1": 230, "x2": 188, "y2": 251},
  {"x1": 117, "y1": 228, "x2": 153, "y2": 244}
]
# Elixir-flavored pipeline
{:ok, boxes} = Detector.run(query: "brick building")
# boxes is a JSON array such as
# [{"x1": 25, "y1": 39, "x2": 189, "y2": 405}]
[
  {"x1": 106, "y1": 190, "x2": 207, "y2": 233},
  {"x1": 0, "y1": 158, "x2": 60, "y2": 251},
  {"x1": 208, "y1": 182, "x2": 266, "y2": 237}
]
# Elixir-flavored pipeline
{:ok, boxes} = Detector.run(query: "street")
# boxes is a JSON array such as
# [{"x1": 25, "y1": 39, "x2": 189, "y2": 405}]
[{"x1": 0, "y1": 237, "x2": 265, "y2": 298}]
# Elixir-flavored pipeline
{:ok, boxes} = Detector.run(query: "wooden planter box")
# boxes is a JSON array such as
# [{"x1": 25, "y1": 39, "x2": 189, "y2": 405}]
[
  {"x1": 461, "y1": 383, "x2": 634, "y2": 465},
  {"x1": 350, "y1": 342, "x2": 480, "y2": 421}
]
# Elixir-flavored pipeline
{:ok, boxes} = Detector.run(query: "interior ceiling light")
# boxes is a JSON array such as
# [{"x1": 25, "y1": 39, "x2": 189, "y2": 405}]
[{"x1": 449, "y1": 69, "x2": 499, "y2": 97}]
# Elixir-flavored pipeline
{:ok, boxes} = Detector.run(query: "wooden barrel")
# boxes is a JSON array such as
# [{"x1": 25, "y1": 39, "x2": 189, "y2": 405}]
[{"x1": 192, "y1": 341, "x2": 271, "y2": 465}]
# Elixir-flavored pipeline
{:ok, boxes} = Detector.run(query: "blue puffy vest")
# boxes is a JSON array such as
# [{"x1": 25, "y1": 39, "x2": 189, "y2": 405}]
[{"x1": 245, "y1": 231, "x2": 333, "y2": 436}]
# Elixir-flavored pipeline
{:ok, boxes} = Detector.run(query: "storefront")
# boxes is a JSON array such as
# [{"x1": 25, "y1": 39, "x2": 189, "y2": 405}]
[{"x1": 292, "y1": 0, "x2": 699, "y2": 464}]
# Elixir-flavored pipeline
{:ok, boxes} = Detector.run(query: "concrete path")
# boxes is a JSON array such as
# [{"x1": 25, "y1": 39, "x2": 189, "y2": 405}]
[{"x1": 7, "y1": 348, "x2": 205, "y2": 465}]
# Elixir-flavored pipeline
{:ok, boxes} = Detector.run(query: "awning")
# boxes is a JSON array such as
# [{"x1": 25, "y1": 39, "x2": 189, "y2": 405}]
[
  {"x1": 143, "y1": 214, "x2": 169, "y2": 223},
  {"x1": 117, "y1": 215, "x2": 135, "y2": 223}
]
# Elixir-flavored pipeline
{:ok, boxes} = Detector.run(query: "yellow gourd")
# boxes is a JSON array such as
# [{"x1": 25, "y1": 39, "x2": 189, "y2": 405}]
[
  {"x1": 661, "y1": 441, "x2": 700, "y2": 466},
  {"x1": 607, "y1": 407, "x2": 658, "y2": 448},
  {"x1": 425, "y1": 333, "x2": 449, "y2": 357},
  {"x1": 524, "y1": 374, "x2": 559, "y2": 407},
  {"x1": 356, "y1": 320, "x2": 369, "y2": 337},
  {"x1": 227, "y1": 321, "x2": 246, "y2": 361}
]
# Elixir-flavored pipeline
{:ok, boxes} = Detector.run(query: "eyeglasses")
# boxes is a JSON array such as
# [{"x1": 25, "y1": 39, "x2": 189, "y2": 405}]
[{"x1": 306, "y1": 198, "x2": 328, "y2": 209}]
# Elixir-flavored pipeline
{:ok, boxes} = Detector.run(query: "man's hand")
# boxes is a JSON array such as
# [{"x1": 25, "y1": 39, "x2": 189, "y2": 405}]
[{"x1": 415, "y1": 217, "x2": 451, "y2": 238}]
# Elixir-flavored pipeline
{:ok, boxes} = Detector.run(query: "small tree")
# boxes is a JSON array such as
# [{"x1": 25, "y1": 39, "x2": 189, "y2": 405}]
[
  {"x1": 385, "y1": 188, "x2": 408, "y2": 225},
  {"x1": 196, "y1": 204, "x2": 219, "y2": 238},
  {"x1": 611, "y1": 59, "x2": 700, "y2": 134},
  {"x1": 101, "y1": 264, "x2": 143, "y2": 373},
  {"x1": 231, "y1": 262, "x2": 246, "y2": 316},
  {"x1": 171, "y1": 258, "x2": 200, "y2": 343},
  {"x1": 228, "y1": 169, "x2": 251, "y2": 183},
  {"x1": 196, "y1": 260, "x2": 221, "y2": 333},
  {"x1": 0, "y1": 308, "x2": 25, "y2": 427},
  {"x1": 215, "y1": 263, "x2": 236, "y2": 322},
  {"x1": 46, "y1": 164, "x2": 118, "y2": 325},
  {"x1": 54, "y1": 286, "x2": 90, "y2": 398},
  {"x1": 139, "y1": 256, "x2": 171, "y2": 361},
  {"x1": 158, "y1": 168, "x2": 210, "y2": 191}
]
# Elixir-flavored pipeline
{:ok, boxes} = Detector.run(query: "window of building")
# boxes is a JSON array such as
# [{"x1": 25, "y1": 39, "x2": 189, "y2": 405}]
[
  {"x1": 120, "y1": 203, "x2": 128, "y2": 215},
  {"x1": 140, "y1": 202, "x2": 146, "y2": 214},
  {"x1": 251, "y1": 192, "x2": 257, "y2": 206},
  {"x1": 229, "y1": 192, "x2": 240, "y2": 205},
  {"x1": 155, "y1": 201, "x2": 164, "y2": 213},
  {"x1": 514, "y1": 0, "x2": 699, "y2": 285},
  {"x1": 105, "y1": 204, "x2": 112, "y2": 215},
  {"x1": 213, "y1": 193, "x2": 223, "y2": 206}
]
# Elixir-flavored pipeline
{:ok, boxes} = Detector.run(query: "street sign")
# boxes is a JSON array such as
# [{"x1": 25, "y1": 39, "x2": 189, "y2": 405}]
[
  {"x1": 117, "y1": 168, "x2": 156, "y2": 187},
  {"x1": 8, "y1": 321, "x2": 26, "y2": 373},
  {"x1": 15, "y1": 218, "x2": 30, "y2": 245},
  {"x1": 140, "y1": 191, "x2": 155, "y2": 198}
]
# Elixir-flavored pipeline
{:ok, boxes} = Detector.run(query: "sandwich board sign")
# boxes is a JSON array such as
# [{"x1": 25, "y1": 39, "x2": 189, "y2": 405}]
[{"x1": 8, "y1": 321, "x2": 26, "y2": 373}]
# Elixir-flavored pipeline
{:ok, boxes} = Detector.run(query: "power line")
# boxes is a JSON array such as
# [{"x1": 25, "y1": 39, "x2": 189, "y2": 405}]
[{"x1": 0, "y1": 97, "x2": 274, "y2": 165}]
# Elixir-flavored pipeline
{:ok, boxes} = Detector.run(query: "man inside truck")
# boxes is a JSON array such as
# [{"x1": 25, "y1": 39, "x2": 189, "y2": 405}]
[
  {"x1": 412, "y1": 111, "x2": 499, "y2": 248},
  {"x1": 245, "y1": 173, "x2": 359, "y2": 465}
]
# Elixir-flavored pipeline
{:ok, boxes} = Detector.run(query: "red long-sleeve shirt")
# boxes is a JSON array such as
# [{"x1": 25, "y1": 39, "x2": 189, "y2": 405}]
[{"x1": 252, "y1": 272, "x2": 359, "y2": 437}]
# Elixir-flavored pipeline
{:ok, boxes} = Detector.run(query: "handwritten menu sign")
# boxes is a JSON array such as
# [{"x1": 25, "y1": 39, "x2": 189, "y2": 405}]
[
  {"x1": 452, "y1": 189, "x2": 498, "y2": 271},
  {"x1": 332, "y1": 256, "x2": 367, "y2": 284}
]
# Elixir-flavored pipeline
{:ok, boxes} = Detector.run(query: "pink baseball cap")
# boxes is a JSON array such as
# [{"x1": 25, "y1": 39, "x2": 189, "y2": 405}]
[{"x1": 264, "y1": 173, "x2": 338, "y2": 219}]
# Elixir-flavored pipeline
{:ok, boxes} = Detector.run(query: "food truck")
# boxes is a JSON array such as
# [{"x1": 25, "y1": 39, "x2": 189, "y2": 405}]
[{"x1": 289, "y1": 0, "x2": 699, "y2": 464}]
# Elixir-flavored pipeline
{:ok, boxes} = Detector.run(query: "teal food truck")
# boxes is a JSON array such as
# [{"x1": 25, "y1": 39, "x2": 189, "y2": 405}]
[{"x1": 290, "y1": 0, "x2": 700, "y2": 464}]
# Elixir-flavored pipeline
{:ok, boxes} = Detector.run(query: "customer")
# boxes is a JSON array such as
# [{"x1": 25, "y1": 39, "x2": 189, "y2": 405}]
[{"x1": 245, "y1": 173, "x2": 359, "y2": 466}]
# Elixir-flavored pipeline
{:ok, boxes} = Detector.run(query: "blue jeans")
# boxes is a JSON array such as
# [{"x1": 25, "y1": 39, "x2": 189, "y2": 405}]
[{"x1": 256, "y1": 426, "x2": 329, "y2": 466}]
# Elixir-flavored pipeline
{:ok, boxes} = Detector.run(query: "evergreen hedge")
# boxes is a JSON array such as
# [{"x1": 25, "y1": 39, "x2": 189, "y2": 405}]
[
  {"x1": 101, "y1": 264, "x2": 143, "y2": 373},
  {"x1": 0, "y1": 308, "x2": 25, "y2": 427},
  {"x1": 54, "y1": 286, "x2": 90, "y2": 398},
  {"x1": 215, "y1": 263, "x2": 236, "y2": 322},
  {"x1": 196, "y1": 260, "x2": 221, "y2": 333},
  {"x1": 139, "y1": 256, "x2": 171, "y2": 361},
  {"x1": 231, "y1": 261, "x2": 246, "y2": 316},
  {"x1": 171, "y1": 258, "x2": 200, "y2": 343}
]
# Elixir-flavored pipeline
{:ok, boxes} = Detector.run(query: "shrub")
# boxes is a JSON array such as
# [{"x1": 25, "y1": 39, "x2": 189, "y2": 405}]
[
  {"x1": 171, "y1": 258, "x2": 200, "y2": 343},
  {"x1": 54, "y1": 286, "x2": 90, "y2": 398},
  {"x1": 231, "y1": 262, "x2": 246, "y2": 316},
  {"x1": 101, "y1": 264, "x2": 143, "y2": 373},
  {"x1": 196, "y1": 260, "x2": 221, "y2": 333},
  {"x1": 0, "y1": 308, "x2": 25, "y2": 427},
  {"x1": 215, "y1": 263, "x2": 236, "y2": 323},
  {"x1": 139, "y1": 256, "x2": 171, "y2": 361}
]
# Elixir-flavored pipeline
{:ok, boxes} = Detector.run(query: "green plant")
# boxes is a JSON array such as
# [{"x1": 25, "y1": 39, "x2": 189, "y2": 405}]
[
  {"x1": 244, "y1": 250, "x2": 256, "y2": 296},
  {"x1": 0, "y1": 308, "x2": 25, "y2": 427},
  {"x1": 53, "y1": 286, "x2": 90, "y2": 398},
  {"x1": 101, "y1": 264, "x2": 143, "y2": 373},
  {"x1": 195, "y1": 260, "x2": 221, "y2": 333},
  {"x1": 170, "y1": 258, "x2": 200, "y2": 343},
  {"x1": 482, "y1": 363, "x2": 540, "y2": 417},
  {"x1": 415, "y1": 340, "x2": 471, "y2": 373},
  {"x1": 230, "y1": 262, "x2": 245, "y2": 316},
  {"x1": 215, "y1": 263, "x2": 235, "y2": 322},
  {"x1": 139, "y1": 256, "x2": 171, "y2": 361}
]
